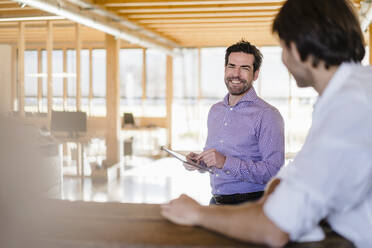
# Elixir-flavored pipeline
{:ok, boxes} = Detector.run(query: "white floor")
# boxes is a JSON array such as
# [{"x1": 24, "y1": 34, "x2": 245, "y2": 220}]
[{"x1": 61, "y1": 156, "x2": 212, "y2": 206}]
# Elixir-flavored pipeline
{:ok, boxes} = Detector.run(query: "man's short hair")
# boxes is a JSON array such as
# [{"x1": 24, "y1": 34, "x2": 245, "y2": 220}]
[
  {"x1": 272, "y1": 0, "x2": 365, "y2": 68},
  {"x1": 225, "y1": 40, "x2": 263, "y2": 72}
]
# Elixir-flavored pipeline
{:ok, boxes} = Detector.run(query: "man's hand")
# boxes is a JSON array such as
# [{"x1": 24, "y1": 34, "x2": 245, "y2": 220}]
[
  {"x1": 196, "y1": 148, "x2": 226, "y2": 169},
  {"x1": 161, "y1": 194, "x2": 202, "y2": 226},
  {"x1": 161, "y1": 193, "x2": 289, "y2": 247},
  {"x1": 183, "y1": 152, "x2": 199, "y2": 171}
]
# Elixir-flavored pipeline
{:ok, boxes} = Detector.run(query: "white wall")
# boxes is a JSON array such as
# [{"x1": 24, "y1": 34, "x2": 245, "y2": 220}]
[{"x1": 0, "y1": 45, "x2": 12, "y2": 113}]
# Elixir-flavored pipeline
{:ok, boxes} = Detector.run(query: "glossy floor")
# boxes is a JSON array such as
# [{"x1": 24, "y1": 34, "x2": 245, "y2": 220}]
[{"x1": 61, "y1": 156, "x2": 212, "y2": 205}]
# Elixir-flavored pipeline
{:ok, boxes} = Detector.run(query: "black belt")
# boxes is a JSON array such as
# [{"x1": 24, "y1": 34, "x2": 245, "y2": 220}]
[{"x1": 213, "y1": 191, "x2": 264, "y2": 205}]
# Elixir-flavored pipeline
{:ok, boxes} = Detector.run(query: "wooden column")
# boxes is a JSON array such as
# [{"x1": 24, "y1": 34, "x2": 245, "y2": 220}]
[
  {"x1": 369, "y1": 24, "x2": 372, "y2": 65},
  {"x1": 17, "y1": 22, "x2": 25, "y2": 116},
  {"x1": 37, "y1": 49, "x2": 43, "y2": 112},
  {"x1": 63, "y1": 49, "x2": 68, "y2": 110},
  {"x1": 166, "y1": 55, "x2": 173, "y2": 148},
  {"x1": 11, "y1": 45, "x2": 16, "y2": 111},
  {"x1": 47, "y1": 21, "x2": 53, "y2": 118},
  {"x1": 76, "y1": 23, "x2": 81, "y2": 111},
  {"x1": 142, "y1": 48, "x2": 147, "y2": 100},
  {"x1": 89, "y1": 48, "x2": 93, "y2": 115},
  {"x1": 106, "y1": 34, "x2": 121, "y2": 165}
]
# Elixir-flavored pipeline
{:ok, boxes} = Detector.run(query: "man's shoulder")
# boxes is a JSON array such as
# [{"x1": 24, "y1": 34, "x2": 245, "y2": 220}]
[
  {"x1": 331, "y1": 63, "x2": 372, "y2": 108},
  {"x1": 350, "y1": 64, "x2": 372, "y2": 98},
  {"x1": 255, "y1": 97, "x2": 282, "y2": 116},
  {"x1": 209, "y1": 100, "x2": 226, "y2": 110}
]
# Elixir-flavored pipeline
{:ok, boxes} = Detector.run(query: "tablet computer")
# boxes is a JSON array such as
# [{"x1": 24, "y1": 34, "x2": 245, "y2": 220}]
[{"x1": 161, "y1": 146, "x2": 213, "y2": 173}]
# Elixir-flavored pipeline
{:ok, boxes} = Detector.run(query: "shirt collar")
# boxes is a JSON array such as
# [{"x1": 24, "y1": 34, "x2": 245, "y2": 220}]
[
  {"x1": 223, "y1": 87, "x2": 258, "y2": 106},
  {"x1": 313, "y1": 62, "x2": 354, "y2": 114}
]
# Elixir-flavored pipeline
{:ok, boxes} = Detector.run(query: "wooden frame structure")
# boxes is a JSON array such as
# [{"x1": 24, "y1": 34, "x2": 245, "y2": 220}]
[{"x1": 0, "y1": 0, "x2": 370, "y2": 157}]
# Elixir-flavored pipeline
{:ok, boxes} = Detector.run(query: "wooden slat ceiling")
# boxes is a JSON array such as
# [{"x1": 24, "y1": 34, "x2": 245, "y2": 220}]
[{"x1": 0, "y1": 0, "x2": 364, "y2": 48}]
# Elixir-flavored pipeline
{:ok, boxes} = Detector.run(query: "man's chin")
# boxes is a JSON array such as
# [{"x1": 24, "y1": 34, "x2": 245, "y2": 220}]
[
  {"x1": 228, "y1": 86, "x2": 250, "y2": 95},
  {"x1": 229, "y1": 89, "x2": 247, "y2": 96}
]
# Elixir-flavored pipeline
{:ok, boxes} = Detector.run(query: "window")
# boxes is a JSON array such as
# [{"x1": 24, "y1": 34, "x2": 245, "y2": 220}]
[
  {"x1": 173, "y1": 48, "x2": 198, "y2": 99},
  {"x1": 200, "y1": 47, "x2": 225, "y2": 99},
  {"x1": 92, "y1": 49, "x2": 106, "y2": 116},
  {"x1": 146, "y1": 49, "x2": 166, "y2": 99},
  {"x1": 120, "y1": 48, "x2": 143, "y2": 99},
  {"x1": 119, "y1": 49, "x2": 143, "y2": 114},
  {"x1": 24, "y1": 50, "x2": 38, "y2": 112},
  {"x1": 81, "y1": 49, "x2": 90, "y2": 113}
]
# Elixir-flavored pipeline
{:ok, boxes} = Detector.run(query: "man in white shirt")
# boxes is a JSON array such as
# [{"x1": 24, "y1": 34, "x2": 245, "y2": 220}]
[{"x1": 161, "y1": 0, "x2": 372, "y2": 247}]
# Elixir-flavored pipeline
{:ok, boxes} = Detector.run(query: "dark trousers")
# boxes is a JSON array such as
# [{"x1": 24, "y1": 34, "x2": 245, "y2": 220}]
[{"x1": 210, "y1": 191, "x2": 264, "y2": 205}]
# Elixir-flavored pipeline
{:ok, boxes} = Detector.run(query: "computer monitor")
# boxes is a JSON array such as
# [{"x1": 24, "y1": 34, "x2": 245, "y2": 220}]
[
  {"x1": 122, "y1": 112, "x2": 135, "y2": 127},
  {"x1": 51, "y1": 111, "x2": 87, "y2": 137}
]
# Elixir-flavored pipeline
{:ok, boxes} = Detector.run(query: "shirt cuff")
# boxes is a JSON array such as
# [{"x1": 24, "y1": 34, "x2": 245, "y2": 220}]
[{"x1": 222, "y1": 156, "x2": 241, "y2": 176}]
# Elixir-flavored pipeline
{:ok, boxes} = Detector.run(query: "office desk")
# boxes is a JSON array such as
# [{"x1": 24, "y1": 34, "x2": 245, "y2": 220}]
[
  {"x1": 34, "y1": 200, "x2": 354, "y2": 248},
  {"x1": 53, "y1": 135, "x2": 91, "y2": 178}
]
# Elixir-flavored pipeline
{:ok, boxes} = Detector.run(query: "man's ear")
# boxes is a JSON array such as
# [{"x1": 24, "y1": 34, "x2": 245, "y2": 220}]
[
  {"x1": 253, "y1": 69, "x2": 260, "y2": 81},
  {"x1": 289, "y1": 42, "x2": 302, "y2": 63}
]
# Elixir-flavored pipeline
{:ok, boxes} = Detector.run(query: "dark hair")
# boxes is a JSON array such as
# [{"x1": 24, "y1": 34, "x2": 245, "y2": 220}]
[
  {"x1": 272, "y1": 0, "x2": 365, "y2": 68},
  {"x1": 225, "y1": 40, "x2": 263, "y2": 72}
]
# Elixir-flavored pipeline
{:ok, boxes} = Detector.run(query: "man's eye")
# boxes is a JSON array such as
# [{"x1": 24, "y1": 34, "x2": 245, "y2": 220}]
[
  {"x1": 227, "y1": 65, "x2": 234, "y2": 68},
  {"x1": 242, "y1": 67, "x2": 250, "y2": 71}
]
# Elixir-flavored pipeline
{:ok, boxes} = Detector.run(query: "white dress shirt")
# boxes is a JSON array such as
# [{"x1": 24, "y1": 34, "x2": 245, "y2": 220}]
[{"x1": 263, "y1": 62, "x2": 372, "y2": 248}]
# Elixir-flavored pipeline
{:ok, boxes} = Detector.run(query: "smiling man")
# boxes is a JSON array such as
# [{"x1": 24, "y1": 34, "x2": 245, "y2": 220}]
[
  {"x1": 162, "y1": 0, "x2": 372, "y2": 247},
  {"x1": 185, "y1": 40, "x2": 285, "y2": 205}
]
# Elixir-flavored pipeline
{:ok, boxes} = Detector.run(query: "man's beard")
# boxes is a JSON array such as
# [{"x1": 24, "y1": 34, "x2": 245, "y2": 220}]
[{"x1": 225, "y1": 77, "x2": 251, "y2": 95}]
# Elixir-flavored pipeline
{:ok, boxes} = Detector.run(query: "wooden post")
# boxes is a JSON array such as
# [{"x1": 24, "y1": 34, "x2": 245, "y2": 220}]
[
  {"x1": 76, "y1": 23, "x2": 81, "y2": 111},
  {"x1": 106, "y1": 34, "x2": 121, "y2": 165},
  {"x1": 17, "y1": 22, "x2": 25, "y2": 116},
  {"x1": 37, "y1": 49, "x2": 43, "y2": 112},
  {"x1": 11, "y1": 45, "x2": 16, "y2": 112},
  {"x1": 47, "y1": 21, "x2": 53, "y2": 119},
  {"x1": 63, "y1": 48, "x2": 68, "y2": 110},
  {"x1": 142, "y1": 48, "x2": 147, "y2": 100},
  {"x1": 89, "y1": 48, "x2": 93, "y2": 115},
  {"x1": 166, "y1": 55, "x2": 173, "y2": 148}
]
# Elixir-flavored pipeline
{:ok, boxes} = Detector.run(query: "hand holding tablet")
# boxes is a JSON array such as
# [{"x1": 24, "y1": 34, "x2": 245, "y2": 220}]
[{"x1": 161, "y1": 146, "x2": 214, "y2": 173}]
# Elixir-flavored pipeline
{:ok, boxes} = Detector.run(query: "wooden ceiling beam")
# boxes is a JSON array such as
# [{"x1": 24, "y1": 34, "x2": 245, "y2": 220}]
[
  {"x1": 0, "y1": 9, "x2": 48, "y2": 17},
  {"x1": 0, "y1": 6, "x2": 38, "y2": 11},
  {"x1": 107, "y1": 2, "x2": 282, "y2": 9},
  {"x1": 101, "y1": 0, "x2": 361, "y2": 9},
  {"x1": 0, "y1": 3, "x2": 26, "y2": 8},
  {"x1": 115, "y1": 6, "x2": 281, "y2": 14},
  {"x1": 146, "y1": 22, "x2": 272, "y2": 28},
  {"x1": 102, "y1": 0, "x2": 285, "y2": 6},
  {"x1": 126, "y1": 11, "x2": 277, "y2": 19},
  {"x1": 157, "y1": 27, "x2": 272, "y2": 33},
  {"x1": 11, "y1": 0, "x2": 180, "y2": 52},
  {"x1": 137, "y1": 16, "x2": 274, "y2": 24}
]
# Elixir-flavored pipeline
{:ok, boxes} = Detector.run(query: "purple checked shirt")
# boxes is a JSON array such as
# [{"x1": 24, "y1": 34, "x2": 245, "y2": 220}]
[{"x1": 205, "y1": 87, "x2": 284, "y2": 195}]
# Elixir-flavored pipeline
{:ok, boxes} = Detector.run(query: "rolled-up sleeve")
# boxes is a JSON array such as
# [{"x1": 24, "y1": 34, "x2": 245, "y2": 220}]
[{"x1": 263, "y1": 179, "x2": 328, "y2": 242}]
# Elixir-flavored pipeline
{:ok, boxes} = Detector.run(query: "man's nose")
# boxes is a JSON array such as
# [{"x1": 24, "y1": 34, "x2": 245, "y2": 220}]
[{"x1": 231, "y1": 67, "x2": 240, "y2": 77}]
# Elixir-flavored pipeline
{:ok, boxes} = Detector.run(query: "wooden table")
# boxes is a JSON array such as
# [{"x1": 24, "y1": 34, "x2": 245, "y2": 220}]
[{"x1": 30, "y1": 200, "x2": 354, "y2": 248}]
